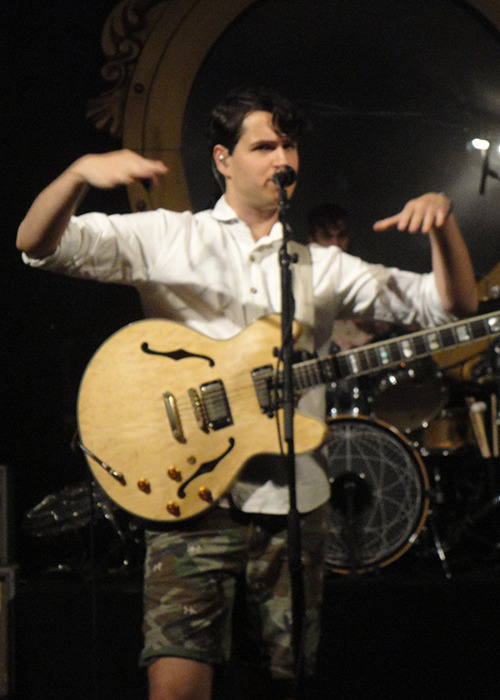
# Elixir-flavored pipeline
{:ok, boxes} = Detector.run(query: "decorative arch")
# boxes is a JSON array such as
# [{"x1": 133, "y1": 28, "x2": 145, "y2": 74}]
[
  {"x1": 87, "y1": 0, "x2": 258, "y2": 213},
  {"x1": 87, "y1": 0, "x2": 500, "y2": 214}
]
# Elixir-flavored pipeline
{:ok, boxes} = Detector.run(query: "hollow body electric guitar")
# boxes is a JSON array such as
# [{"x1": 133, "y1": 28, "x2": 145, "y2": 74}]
[{"x1": 77, "y1": 311, "x2": 500, "y2": 522}]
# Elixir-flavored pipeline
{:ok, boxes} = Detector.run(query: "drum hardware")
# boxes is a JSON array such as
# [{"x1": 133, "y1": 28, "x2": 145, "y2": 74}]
[
  {"x1": 325, "y1": 376, "x2": 372, "y2": 419},
  {"x1": 423, "y1": 506, "x2": 452, "y2": 579},
  {"x1": 447, "y1": 485, "x2": 500, "y2": 566},
  {"x1": 329, "y1": 472, "x2": 373, "y2": 573},
  {"x1": 23, "y1": 480, "x2": 143, "y2": 575},
  {"x1": 445, "y1": 385, "x2": 500, "y2": 559}
]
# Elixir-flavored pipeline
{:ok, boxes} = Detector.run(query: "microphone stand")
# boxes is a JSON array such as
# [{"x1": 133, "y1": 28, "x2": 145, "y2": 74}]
[
  {"x1": 480, "y1": 144, "x2": 500, "y2": 195},
  {"x1": 275, "y1": 174, "x2": 306, "y2": 695}
]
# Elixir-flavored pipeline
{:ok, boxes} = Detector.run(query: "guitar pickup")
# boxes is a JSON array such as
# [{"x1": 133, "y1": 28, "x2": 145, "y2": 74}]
[
  {"x1": 200, "y1": 380, "x2": 233, "y2": 430},
  {"x1": 251, "y1": 364, "x2": 277, "y2": 416}
]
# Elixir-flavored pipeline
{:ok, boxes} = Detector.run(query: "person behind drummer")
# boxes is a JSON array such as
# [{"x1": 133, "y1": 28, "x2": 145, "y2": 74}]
[
  {"x1": 308, "y1": 202, "x2": 351, "y2": 251},
  {"x1": 17, "y1": 86, "x2": 478, "y2": 699}
]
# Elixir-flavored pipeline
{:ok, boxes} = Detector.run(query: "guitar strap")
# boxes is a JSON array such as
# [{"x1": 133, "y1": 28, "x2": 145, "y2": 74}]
[
  {"x1": 289, "y1": 240, "x2": 327, "y2": 420},
  {"x1": 289, "y1": 240, "x2": 315, "y2": 354}
]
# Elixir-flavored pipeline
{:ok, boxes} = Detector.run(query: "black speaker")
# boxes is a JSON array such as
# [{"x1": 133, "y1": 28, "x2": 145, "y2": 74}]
[
  {"x1": 0, "y1": 466, "x2": 11, "y2": 567},
  {"x1": 0, "y1": 567, "x2": 14, "y2": 698},
  {"x1": 0, "y1": 466, "x2": 14, "y2": 697}
]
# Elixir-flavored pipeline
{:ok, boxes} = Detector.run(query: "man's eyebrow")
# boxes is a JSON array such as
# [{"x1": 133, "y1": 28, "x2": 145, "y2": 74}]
[
  {"x1": 251, "y1": 138, "x2": 279, "y2": 146},
  {"x1": 250, "y1": 136, "x2": 296, "y2": 148}
]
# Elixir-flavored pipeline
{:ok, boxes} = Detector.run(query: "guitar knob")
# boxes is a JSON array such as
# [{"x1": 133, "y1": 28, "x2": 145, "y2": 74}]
[
  {"x1": 198, "y1": 487, "x2": 213, "y2": 503},
  {"x1": 137, "y1": 478, "x2": 151, "y2": 493},
  {"x1": 166, "y1": 501, "x2": 181, "y2": 517},
  {"x1": 167, "y1": 467, "x2": 182, "y2": 481}
]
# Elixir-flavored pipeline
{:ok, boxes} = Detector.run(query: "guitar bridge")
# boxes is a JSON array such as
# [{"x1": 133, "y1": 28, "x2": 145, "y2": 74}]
[
  {"x1": 200, "y1": 380, "x2": 232, "y2": 430},
  {"x1": 188, "y1": 387, "x2": 209, "y2": 432}
]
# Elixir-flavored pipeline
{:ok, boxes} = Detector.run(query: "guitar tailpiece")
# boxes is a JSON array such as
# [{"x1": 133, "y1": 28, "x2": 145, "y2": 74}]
[{"x1": 78, "y1": 440, "x2": 127, "y2": 486}]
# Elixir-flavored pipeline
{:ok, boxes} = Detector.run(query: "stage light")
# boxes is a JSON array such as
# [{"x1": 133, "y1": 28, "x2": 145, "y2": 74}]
[{"x1": 471, "y1": 138, "x2": 490, "y2": 151}]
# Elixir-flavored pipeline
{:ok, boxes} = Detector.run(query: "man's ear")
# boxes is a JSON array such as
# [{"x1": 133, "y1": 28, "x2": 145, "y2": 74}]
[
  {"x1": 213, "y1": 145, "x2": 230, "y2": 176},
  {"x1": 211, "y1": 145, "x2": 229, "y2": 191}
]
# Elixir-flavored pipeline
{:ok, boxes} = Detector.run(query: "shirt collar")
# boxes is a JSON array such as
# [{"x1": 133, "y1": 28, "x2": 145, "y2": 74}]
[
  {"x1": 211, "y1": 195, "x2": 240, "y2": 223},
  {"x1": 211, "y1": 195, "x2": 284, "y2": 245}
]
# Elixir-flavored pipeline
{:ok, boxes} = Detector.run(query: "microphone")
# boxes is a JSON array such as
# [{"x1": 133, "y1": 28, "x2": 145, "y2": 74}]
[{"x1": 273, "y1": 166, "x2": 296, "y2": 189}]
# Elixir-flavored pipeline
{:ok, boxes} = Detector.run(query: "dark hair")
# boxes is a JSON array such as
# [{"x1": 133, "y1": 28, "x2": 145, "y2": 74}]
[
  {"x1": 308, "y1": 203, "x2": 349, "y2": 232},
  {"x1": 207, "y1": 86, "x2": 305, "y2": 154}
]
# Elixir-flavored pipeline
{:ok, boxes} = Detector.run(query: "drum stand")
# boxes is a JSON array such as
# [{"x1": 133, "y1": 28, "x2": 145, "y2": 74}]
[
  {"x1": 454, "y1": 390, "x2": 500, "y2": 556},
  {"x1": 329, "y1": 472, "x2": 372, "y2": 574},
  {"x1": 23, "y1": 479, "x2": 140, "y2": 575},
  {"x1": 423, "y1": 503, "x2": 452, "y2": 578}
]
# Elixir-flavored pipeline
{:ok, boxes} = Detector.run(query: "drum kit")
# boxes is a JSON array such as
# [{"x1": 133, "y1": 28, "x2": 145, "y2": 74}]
[{"x1": 322, "y1": 333, "x2": 500, "y2": 577}]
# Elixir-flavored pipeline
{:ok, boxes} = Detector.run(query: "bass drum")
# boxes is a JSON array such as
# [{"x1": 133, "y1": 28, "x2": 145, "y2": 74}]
[{"x1": 321, "y1": 416, "x2": 430, "y2": 574}]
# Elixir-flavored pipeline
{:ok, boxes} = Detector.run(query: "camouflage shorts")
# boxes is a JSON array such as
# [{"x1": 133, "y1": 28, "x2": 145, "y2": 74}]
[{"x1": 140, "y1": 505, "x2": 327, "y2": 679}]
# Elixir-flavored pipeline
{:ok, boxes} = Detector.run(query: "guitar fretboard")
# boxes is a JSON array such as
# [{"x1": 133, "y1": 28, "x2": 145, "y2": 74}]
[{"x1": 292, "y1": 310, "x2": 500, "y2": 391}]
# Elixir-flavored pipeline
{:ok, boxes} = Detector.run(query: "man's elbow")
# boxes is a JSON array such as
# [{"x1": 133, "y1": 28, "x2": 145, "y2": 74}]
[
  {"x1": 446, "y1": 293, "x2": 479, "y2": 319},
  {"x1": 16, "y1": 225, "x2": 55, "y2": 259}
]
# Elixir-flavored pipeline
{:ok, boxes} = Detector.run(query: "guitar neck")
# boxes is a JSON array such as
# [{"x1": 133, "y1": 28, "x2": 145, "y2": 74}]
[{"x1": 293, "y1": 309, "x2": 500, "y2": 391}]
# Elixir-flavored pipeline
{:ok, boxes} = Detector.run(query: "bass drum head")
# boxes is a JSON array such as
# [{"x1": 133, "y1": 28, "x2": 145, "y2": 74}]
[{"x1": 321, "y1": 416, "x2": 429, "y2": 574}]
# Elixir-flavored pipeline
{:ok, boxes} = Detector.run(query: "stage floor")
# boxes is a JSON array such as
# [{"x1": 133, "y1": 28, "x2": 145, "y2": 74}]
[{"x1": 11, "y1": 547, "x2": 500, "y2": 699}]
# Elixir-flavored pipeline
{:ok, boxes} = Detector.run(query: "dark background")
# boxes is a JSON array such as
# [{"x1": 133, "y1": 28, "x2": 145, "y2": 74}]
[
  {"x1": 4, "y1": 2, "x2": 500, "y2": 697},
  {"x1": 3, "y1": 1, "x2": 141, "y2": 571}
]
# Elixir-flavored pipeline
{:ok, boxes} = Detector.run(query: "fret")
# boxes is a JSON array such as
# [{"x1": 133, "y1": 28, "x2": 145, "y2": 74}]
[
  {"x1": 413, "y1": 334, "x2": 428, "y2": 355},
  {"x1": 337, "y1": 354, "x2": 353, "y2": 379},
  {"x1": 293, "y1": 366, "x2": 309, "y2": 391},
  {"x1": 388, "y1": 342, "x2": 402, "y2": 363},
  {"x1": 318, "y1": 356, "x2": 336, "y2": 383},
  {"x1": 365, "y1": 346, "x2": 381, "y2": 371},
  {"x1": 356, "y1": 347, "x2": 373, "y2": 373},
  {"x1": 469, "y1": 317, "x2": 488, "y2": 338},
  {"x1": 295, "y1": 360, "x2": 321, "y2": 391},
  {"x1": 440, "y1": 327, "x2": 455, "y2": 348},
  {"x1": 306, "y1": 361, "x2": 323, "y2": 388}
]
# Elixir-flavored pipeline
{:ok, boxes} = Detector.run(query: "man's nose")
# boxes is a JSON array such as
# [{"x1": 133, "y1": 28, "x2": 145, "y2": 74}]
[{"x1": 274, "y1": 146, "x2": 289, "y2": 165}]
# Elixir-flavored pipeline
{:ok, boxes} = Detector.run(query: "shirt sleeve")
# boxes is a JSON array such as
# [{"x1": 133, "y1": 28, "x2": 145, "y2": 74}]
[
  {"x1": 310, "y1": 245, "x2": 456, "y2": 350},
  {"x1": 21, "y1": 209, "x2": 193, "y2": 284}
]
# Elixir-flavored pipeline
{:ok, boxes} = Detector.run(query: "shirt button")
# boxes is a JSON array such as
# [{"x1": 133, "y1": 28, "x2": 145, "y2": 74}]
[
  {"x1": 249, "y1": 254, "x2": 255, "y2": 262},
  {"x1": 250, "y1": 287, "x2": 258, "y2": 294}
]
